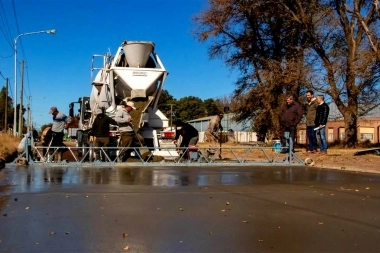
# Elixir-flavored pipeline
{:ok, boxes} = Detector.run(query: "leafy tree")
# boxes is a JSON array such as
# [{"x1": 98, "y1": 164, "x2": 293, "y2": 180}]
[
  {"x1": 203, "y1": 98, "x2": 222, "y2": 115},
  {"x1": 194, "y1": 0, "x2": 380, "y2": 147},
  {"x1": 0, "y1": 86, "x2": 14, "y2": 131},
  {"x1": 157, "y1": 89, "x2": 178, "y2": 126},
  {"x1": 176, "y1": 96, "x2": 206, "y2": 121}
]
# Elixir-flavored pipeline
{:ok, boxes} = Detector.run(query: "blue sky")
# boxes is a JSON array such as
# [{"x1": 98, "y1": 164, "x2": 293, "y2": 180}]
[{"x1": 0, "y1": 0, "x2": 237, "y2": 130}]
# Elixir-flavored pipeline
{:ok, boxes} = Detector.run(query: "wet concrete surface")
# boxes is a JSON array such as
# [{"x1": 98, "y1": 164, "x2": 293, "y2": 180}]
[{"x1": 1, "y1": 165, "x2": 380, "y2": 252}]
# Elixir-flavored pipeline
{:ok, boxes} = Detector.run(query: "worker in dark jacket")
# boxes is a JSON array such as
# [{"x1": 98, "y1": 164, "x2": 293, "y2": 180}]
[
  {"x1": 90, "y1": 108, "x2": 118, "y2": 161},
  {"x1": 279, "y1": 95, "x2": 303, "y2": 153},
  {"x1": 314, "y1": 95, "x2": 330, "y2": 154},
  {"x1": 173, "y1": 119, "x2": 199, "y2": 153}
]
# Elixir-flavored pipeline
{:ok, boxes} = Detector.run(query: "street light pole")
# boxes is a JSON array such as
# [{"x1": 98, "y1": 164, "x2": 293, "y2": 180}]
[{"x1": 13, "y1": 29, "x2": 56, "y2": 136}]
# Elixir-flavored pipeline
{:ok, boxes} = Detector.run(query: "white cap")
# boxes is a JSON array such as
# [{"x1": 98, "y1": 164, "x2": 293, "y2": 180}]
[{"x1": 124, "y1": 101, "x2": 136, "y2": 110}]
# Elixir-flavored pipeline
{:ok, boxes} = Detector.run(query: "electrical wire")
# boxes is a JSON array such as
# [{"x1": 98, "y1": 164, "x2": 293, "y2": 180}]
[{"x1": 0, "y1": 0, "x2": 14, "y2": 57}]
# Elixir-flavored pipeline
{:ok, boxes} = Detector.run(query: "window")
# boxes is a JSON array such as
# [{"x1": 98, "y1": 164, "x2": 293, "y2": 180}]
[
  {"x1": 360, "y1": 133, "x2": 373, "y2": 142},
  {"x1": 299, "y1": 130, "x2": 306, "y2": 141},
  {"x1": 328, "y1": 129, "x2": 334, "y2": 141}
]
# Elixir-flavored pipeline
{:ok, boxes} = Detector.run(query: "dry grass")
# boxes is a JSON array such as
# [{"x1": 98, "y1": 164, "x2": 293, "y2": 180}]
[{"x1": 0, "y1": 133, "x2": 20, "y2": 161}]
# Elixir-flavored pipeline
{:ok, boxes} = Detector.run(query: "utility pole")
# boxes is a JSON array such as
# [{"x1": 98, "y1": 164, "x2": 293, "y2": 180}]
[
  {"x1": 18, "y1": 60, "x2": 24, "y2": 136},
  {"x1": 4, "y1": 78, "x2": 8, "y2": 132},
  {"x1": 27, "y1": 96, "x2": 31, "y2": 133}
]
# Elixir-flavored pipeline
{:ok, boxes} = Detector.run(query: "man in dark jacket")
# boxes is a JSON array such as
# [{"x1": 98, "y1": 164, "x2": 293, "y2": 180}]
[
  {"x1": 279, "y1": 95, "x2": 303, "y2": 153},
  {"x1": 173, "y1": 119, "x2": 199, "y2": 153},
  {"x1": 90, "y1": 108, "x2": 118, "y2": 161},
  {"x1": 314, "y1": 95, "x2": 330, "y2": 154},
  {"x1": 305, "y1": 90, "x2": 318, "y2": 153}
]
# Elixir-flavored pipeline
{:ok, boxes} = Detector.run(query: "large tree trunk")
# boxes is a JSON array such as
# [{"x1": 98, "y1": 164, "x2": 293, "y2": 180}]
[{"x1": 343, "y1": 106, "x2": 358, "y2": 148}]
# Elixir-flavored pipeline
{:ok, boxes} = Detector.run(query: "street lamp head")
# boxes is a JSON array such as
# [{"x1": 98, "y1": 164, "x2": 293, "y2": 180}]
[{"x1": 46, "y1": 29, "x2": 56, "y2": 34}]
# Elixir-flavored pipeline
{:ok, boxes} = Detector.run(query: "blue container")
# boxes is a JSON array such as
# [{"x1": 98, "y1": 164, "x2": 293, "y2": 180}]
[{"x1": 273, "y1": 141, "x2": 281, "y2": 153}]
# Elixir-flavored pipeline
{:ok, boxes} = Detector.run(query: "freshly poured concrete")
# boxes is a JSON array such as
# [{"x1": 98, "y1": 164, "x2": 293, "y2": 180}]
[{"x1": 1, "y1": 165, "x2": 380, "y2": 252}]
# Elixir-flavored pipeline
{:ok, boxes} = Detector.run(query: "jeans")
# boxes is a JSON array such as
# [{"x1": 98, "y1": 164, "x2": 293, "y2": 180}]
[
  {"x1": 316, "y1": 127, "x2": 328, "y2": 152},
  {"x1": 280, "y1": 126, "x2": 296, "y2": 151},
  {"x1": 306, "y1": 126, "x2": 317, "y2": 151}
]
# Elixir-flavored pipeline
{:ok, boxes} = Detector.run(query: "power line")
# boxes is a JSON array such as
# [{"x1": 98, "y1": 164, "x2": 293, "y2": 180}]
[
  {"x1": 0, "y1": 70, "x2": 6, "y2": 80},
  {"x1": 0, "y1": 0, "x2": 14, "y2": 57}
]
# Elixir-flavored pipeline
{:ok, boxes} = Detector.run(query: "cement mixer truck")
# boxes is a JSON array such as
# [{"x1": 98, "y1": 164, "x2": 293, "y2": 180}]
[{"x1": 70, "y1": 40, "x2": 177, "y2": 160}]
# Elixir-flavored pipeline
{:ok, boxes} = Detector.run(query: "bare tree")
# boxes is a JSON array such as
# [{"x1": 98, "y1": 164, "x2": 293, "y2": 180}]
[
  {"x1": 193, "y1": 0, "x2": 308, "y2": 137},
  {"x1": 194, "y1": 0, "x2": 380, "y2": 147}
]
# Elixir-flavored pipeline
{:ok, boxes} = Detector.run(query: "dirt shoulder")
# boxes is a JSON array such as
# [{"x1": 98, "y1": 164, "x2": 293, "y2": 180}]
[{"x1": 294, "y1": 148, "x2": 380, "y2": 174}]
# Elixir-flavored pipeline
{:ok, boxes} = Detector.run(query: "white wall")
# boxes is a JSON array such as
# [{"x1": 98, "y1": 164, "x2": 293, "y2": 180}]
[{"x1": 198, "y1": 131, "x2": 258, "y2": 143}]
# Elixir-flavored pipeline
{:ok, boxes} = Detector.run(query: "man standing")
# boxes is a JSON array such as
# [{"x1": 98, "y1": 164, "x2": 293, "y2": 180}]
[
  {"x1": 204, "y1": 113, "x2": 223, "y2": 153},
  {"x1": 279, "y1": 95, "x2": 303, "y2": 153},
  {"x1": 315, "y1": 95, "x2": 330, "y2": 154},
  {"x1": 173, "y1": 119, "x2": 199, "y2": 153},
  {"x1": 305, "y1": 90, "x2": 318, "y2": 153},
  {"x1": 48, "y1": 106, "x2": 71, "y2": 162},
  {"x1": 89, "y1": 108, "x2": 118, "y2": 161},
  {"x1": 115, "y1": 101, "x2": 143, "y2": 161}
]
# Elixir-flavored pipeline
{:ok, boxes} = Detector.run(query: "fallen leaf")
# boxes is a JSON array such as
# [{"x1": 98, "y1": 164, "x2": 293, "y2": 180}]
[
  {"x1": 123, "y1": 233, "x2": 128, "y2": 238},
  {"x1": 366, "y1": 187, "x2": 370, "y2": 190},
  {"x1": 179, "y1": 208, "x2": 184, "y2": 211},
  {"x1": 221, "y1": 209, "x2": 226, "y2": 212},
  {"x1": 355, "y1": 189, "x2": 360, "y2": 192},
  {"x1": 258, "y1": 239, "x2": 264, "y2": 242},
  {"x1": 318, "y1": 222, "x2": 324, "y2": 225},
  {"x1": 226, "y1": 201, "x2": 230, "y2": 205},
  {"x1": 242, "y1": 221, "x2": 249, "y2": 223},
  {"x1": 330, "y1": 194, "x2": 335, "y2": 196},
  {"x1": 123, "y1": 245, "x2": 130, "y2": 251}
]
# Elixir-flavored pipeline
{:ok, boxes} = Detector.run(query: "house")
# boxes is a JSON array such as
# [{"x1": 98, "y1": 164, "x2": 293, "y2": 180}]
[{"x1": 186, "y1": 113, "x2": 259, "y2": 143}]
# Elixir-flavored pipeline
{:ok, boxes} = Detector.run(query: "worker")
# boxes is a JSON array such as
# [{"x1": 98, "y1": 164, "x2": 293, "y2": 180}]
[
  {"x1": 48, "y1": 106, "x2": 71, "y2": 162},
  {"x1": 115, "y1": 101, "x2": 144, "y2": 161},
  {"x1": 204, "y1": 113, "x2": 223, "y2": 153},
  {"x1": 17, "y1": 132, "x2": 35, "y2": 160},
  {"x1": 173, "y1": 119, "x2": 199, "y2": 154},
  {"x1": 89, "y1": 108, "x2": 118, "y2": 161}
]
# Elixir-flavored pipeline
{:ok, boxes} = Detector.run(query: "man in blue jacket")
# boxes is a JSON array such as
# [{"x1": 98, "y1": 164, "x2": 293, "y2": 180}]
[{"x1": 314, "y1": 95, "x2": 330, "y2": 154}]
